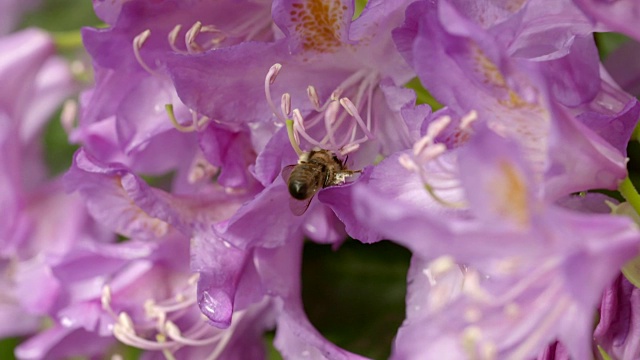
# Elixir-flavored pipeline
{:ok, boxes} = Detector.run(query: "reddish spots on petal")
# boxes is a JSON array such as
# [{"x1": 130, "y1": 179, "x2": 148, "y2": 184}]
[{"x1": 288, "y1": 0, "x2": 347, "y2": 53}]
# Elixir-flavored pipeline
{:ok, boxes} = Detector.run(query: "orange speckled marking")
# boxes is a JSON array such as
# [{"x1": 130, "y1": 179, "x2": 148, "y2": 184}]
[
  {"x1": 471, "y1": 44, "x2": 507, "y2": 88},
  {"x1": 496, "y1": 161, "x2": 530, "y2": 228},
  {"x1": 289, "y1": 0, "x2": 348, "y2": 53}
]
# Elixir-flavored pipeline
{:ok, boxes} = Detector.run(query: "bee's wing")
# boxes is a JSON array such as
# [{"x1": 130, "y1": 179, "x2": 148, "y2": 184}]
[
  {"x1": 281, "y1": 164, "x2": 296, "y2": 183},
  {"x1": 289, "y1": 196, "x2": 314, "y2": 216}
]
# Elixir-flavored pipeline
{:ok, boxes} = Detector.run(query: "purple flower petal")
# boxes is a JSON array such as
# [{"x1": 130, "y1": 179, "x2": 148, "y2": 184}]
[
  {"x1": 573, "y1": 0, "x2": 640, "y2": 41},
  {"x1": 594, "y1": 275, "x2": 640, "y2": 359}
]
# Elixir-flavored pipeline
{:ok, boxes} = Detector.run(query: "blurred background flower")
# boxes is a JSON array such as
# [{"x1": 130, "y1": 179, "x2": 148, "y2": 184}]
[{"x1": 1, "y1": 1, "x2": 640, "y2": 359}]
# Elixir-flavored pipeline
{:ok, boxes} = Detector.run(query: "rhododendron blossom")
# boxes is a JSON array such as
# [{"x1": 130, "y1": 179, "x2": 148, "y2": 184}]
[{"x1": 2, "y1": 0, "x2": 640, "y2": 359}]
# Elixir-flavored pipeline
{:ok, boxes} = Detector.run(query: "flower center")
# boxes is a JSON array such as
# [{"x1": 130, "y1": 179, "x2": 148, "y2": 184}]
[
  {"x1": 398, "y1": 112, "x2": 477, "y2": 208},
  {"x1": 101, "y1": 274, "x2": 250, "y2": 358},
  {"x1": 265, "y1": 63, "x2": 376, "y2": 157}
]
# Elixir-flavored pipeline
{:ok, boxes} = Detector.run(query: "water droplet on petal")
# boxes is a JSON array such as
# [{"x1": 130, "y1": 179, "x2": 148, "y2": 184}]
[
  {"x1": 60, "y1": 316, "x2": 74, "y2": 327},
  {"x1": 199, "y1": 290, "x2": 233, "y2": 329}
]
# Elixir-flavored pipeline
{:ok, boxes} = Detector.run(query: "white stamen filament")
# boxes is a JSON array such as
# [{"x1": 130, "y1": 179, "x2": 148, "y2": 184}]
[
  {"x1": 460, "y1": 110, "x2": 478, "y2": 129},
  {"x1": 339, "y1": 142, "x2": 360, "y2": 156},
  {"x1": 307, "y1": 86, "x2": 321, "y2": 111},
  {"x1": 339, "y1": 98, "x2": 375, "y2": 140},
  {"x1": 166, "y1": 104, "x2": 211, "y2": 133},
  {"x1": 104, "y1": 273, "x2": 244, "y2": 357},
  {"x1": 292, "y1": 110, "x2": 325, "y2": 148},
  {"x1": 425, "y1": 116, "x2": 452, "y2": 142},
  {"x1": 168, "y1": 25, "x2": 183, "y2": 53},
  {"x1": 60, "y1": 99, "x2": 77, "y2": 134},
  {"x1": 265, "y1": 64, "x2": 379, "y2": 156},
  {"x1": 324, "y1": 100, "x2": 340, "y2": 148},
  {"x1": 101, "y1": 285, "x2": 118, "y2": 319},
  {"x1": 265, "y1": 64, "x2": 287, "y2": 125},
  {"x1": 185, "y1": 21, "x2": 204, "y2": 53},
  {"x1": 188, "y1": 153, "x2": 219, "y2": 184},
  {"x1": 165, "y1": 321, "x2": 225, "y2": 346},
  {"x1": 281, "y1": 93, "x2": 291, "y2": 118},
  {"x1": 133, "y1": 29, "x2": 162, "y2": 77}
]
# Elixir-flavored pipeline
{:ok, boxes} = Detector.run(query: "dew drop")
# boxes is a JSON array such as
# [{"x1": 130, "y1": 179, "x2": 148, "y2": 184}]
[
  {"x1": 60, "y1": 316, "x2": 74, "y2": 327},
  {"x1": 199, "y1": 290, "x2": 233, "y2": 328}
]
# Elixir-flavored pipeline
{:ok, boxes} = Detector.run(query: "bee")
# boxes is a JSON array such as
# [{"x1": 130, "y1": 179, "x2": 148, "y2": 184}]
[{"x1": 281, "y1": 149, "x2": 360, "y2": 216}]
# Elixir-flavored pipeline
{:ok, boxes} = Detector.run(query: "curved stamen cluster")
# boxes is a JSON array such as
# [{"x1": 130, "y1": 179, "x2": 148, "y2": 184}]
[
  {"x1": 168, "y1": 22, "x2": 226, "y2": 55},
  {"x1": 165, "y1": 104, "x2": 211, "y2": 133},
  {"x1": 398, "y1": 112, "x2": 477, "y2": 208},
  {"x1": 453, "y1": 256, "x2": 569, "y2": 360},
  {"x1": 132, "y1": 29, "x2": 213, "y2": 134},
  {"x1": 188, "y1": 151, "x2": 220, "y2": 184},
  {"x1": 101, "y1": 274, "x2": 241, "y2": 359},
  {"x1": 265, "y1": 63, "x2": 377, "y2": 157}
]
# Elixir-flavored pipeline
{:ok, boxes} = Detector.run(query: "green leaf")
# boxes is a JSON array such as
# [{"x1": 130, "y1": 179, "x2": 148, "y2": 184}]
[
  {"x1": 595, "y1": 32, "x2": 630, "y2": 60},
  {"x1": 0, "y1": 337, "x2": 20, "y2": 360},
  {"x1": 597, "y1": 345, "x2": 613, "y2": 360},
  {"x1": 301, "y1": 240, "x2": 411, "y2": 359},
  {"x1": 404, "y1": 77, "x2": 444, "y2": 110},
  {"x1": 43, "y1": 108, "x2": 78, "y2": 177},
  {"x1": 623, "y1": 254, "x2": 640, "y2": 289}
]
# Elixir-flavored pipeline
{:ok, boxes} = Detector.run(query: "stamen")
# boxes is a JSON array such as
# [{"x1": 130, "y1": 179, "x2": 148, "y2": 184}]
[
  {"x1": 101, "y1": 285, "x2": 118, "y2": 319},
  {"x1": 399, "y1": 154, "x2": 419, "y2": 172},
  {"x1": 339, "y1": 142, "x2": 360, "y2": 156},
  {"x1": 286, "y1": 119, "x2": 303, "y2": 157},
  {"x1": 165, "y1": 321, "x2": 224, "y2": 346},
  {"x1": 60, "y1": 99, "x2": 77, "y2": 134},
  {"x1": 324, "y1": 100, "x2": 340, "y2": 148},
  {"x1": 133, "y1": 30, "x2": 161, "y2": 76},
  {"x1": 281, "y1": 93, "x2": 291, "y2": 118},
  {"x1": 157, "y1": 334, "x2": 178, "y2": 360},
  {"x1": 188, "y1": 153, "x2": 219, "y2": 184},
  {"x1": 165, "y1": 104, "x2": 210, "y2": 132},
  {"x1": 205, "y1": 328, "x2": 235, "y2": 360},
  {"x1": 265, "y1": 64, "x2": 287, "y2": 125},
  {"x1": 425, "y1": 116, "x2": 452, "y2": 143},
  {"x1": 185, "y1": 21, "x2": 203, "y2": 53},
  {"x1": 460, "y1": 110, "x2": 478, "y2": 129},
  {"x1": 307, "y1": 86, "x2": 321, "y2": 111},
  {"x1": 265, "y1": 64, "x2": 377, "y2": 155},
  {"x1": 292, "y1": 109, "x2": 324, "y2": 149},
  {"x1": 339, "y1": 98, "x2": 375, "y2": 140},
  {"x1": 417, "y1": 143, "x2": 447, "y2": 163},
  {"x1": 168, "y1": 25, "x2": 183, "y2": 53}
]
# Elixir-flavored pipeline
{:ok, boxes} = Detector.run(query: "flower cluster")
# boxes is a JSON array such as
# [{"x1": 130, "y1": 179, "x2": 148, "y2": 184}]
[{"x1": 2, "y1": 0, "x2": 640, "y2": 359}]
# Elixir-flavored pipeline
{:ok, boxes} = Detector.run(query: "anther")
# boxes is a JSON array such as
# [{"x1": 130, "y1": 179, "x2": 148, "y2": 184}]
[
  {"x1": 307, "y1": 86, "x2": 321, "y2": 111},
  {"x1": 425, "y1": 116, "x2": 452, "y2": 142},
  {"x1": 281, "y1": 93, "x2": 291, "y2": 117},
  {"x1": 460, "y1": 110, "x2": 478, "y2": 129},
  {"x1": 399, "y1": 154, "x2": 419, "y2": 172},
  {"x1": 185, "y1": 21, "x2": 203, "y2": 53},
  {"x1": 133, "y1": 29, "x2": 161, "y2": 76},
  {"x1": 117, "y1": 312, "x2": 135, "y2": 334},
  {"x1": 101, "y1": 285, "x2": 112, "y2": 311},
  {"x1": 417, "y1": 143, "x2": 447, "y2": 163},
  {"x1": 339, "y1": 98, "x2": 374, "y2": 140},
  {"x1": 267, "y1": 63, "x2": 282, "y2": 85},
  {"x1": 60, "y1": 99, "x2": 77, "y2": 134},
  {"x1": 265, "y1": 64, "x2": 287, "y2": 125},
  {"x1": 168, "y1": 25, "x2": 183, "y2": 52}
]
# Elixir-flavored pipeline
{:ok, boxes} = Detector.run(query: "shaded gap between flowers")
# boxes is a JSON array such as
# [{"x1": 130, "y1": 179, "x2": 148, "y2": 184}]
[
  {"x1": 43, "y1": 108, "x2": 78, "y2": 177},
  {"x1": 301, "y1": 239, "x2": 411, "y2": 359}
]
